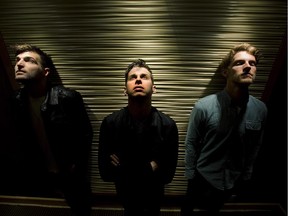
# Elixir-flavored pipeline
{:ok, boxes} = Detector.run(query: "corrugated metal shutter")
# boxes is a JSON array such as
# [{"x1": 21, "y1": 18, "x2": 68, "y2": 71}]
[{"x1": 0, "y1": 0, "x2": 286, "y2": 196}]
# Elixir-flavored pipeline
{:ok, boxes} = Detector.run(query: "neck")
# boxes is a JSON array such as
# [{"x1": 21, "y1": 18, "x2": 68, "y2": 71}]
[
  {"x1": 127, "y1": 97, "x2": 152, "y2": 120},
  {"x1": 225, "y1": 84, "x2": 249, "y2": 106},
  {"x1": 21, "y1": 80, "x2": 48, "y2": 98}
]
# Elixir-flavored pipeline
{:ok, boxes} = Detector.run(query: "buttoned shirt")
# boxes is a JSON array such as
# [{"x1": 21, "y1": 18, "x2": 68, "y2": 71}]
[{"x1": 185, "y1": 90, "x2": 267, "y2": 190}]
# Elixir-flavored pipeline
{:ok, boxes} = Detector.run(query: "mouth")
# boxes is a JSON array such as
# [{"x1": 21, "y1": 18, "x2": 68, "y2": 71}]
[
  {"x1": 242, "y1": 73, "x2": 253, "y2": 78},
  {"x1": 16, "y1": 70, "x2": 25, "y2": 75},
  {"x1": 133, "y1": 86, "x2": 144, "y2": 90}
]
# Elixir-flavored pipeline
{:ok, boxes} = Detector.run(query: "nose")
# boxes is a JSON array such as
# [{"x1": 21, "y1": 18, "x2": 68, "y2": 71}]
[
  {"x1": 15, "y1": 59, "x2": 24, "y2": 69},
  {"x1": 243, "y1": 60, "x2": 253, "y2": 67},
  {"x1": 135, "y1": 76, "x2": 142, "y2": 84},
  {"x1": 243, "y1": 62, "x2": 251, "y2": 74}
]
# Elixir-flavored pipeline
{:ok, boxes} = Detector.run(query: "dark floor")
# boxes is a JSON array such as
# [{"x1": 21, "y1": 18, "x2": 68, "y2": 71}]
[
  {"x1": 0, "y1": 204, "x2": 286, "y2": 216},
  {"x1": 0, "y1": 195, "x2": 286, "y2": 216}
]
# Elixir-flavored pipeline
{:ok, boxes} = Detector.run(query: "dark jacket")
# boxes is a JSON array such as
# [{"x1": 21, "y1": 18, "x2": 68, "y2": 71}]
[
  {"x1": 13, "y1": 85, "x2": 93, "y2": 184},
  {"x1": 98, "y1": 106, "x2": 179, "y2": 185}
]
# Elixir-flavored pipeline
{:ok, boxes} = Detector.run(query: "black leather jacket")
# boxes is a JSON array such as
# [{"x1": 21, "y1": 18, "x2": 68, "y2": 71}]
[{"x1": 14, "y1": 85, "x2": 93, "y2": 176}]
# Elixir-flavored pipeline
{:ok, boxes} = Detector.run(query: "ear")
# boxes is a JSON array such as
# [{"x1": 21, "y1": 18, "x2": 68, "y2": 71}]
[
  {"x1": 44, "y1": 68, "x2": 50, "y2": 77},
  {"x1": 123, "y1": 87, "x2": 127, "y2": 96},
  {"x1": 221, "y1": 69, "x2": 228, "y2": 78},
  {"x1": 152, "y1": 85, "x2": 156, "y2": 94}
]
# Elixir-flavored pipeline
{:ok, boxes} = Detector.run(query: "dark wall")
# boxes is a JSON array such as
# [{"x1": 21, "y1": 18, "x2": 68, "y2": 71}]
[
  {"x1": 253, "y1": 37, "x2": 287, "y2": 211},
  {"x1": 0, "y1": 35, "x2": 19, "y2": 193}
]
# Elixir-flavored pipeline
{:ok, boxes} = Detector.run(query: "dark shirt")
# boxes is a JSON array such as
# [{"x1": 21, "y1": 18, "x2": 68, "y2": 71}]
[{"x1": 185, "y1": 90, "x2": 267, "y2": 190}]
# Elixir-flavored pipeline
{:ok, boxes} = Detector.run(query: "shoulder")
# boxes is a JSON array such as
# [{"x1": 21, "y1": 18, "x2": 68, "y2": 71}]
[
  {"x1": 249, "y1": 95, "x2": 267, "y2": 107},
  {"x1": 248, "y1": 95, "x2": 268, "y2": 113},
  {"x1": 47, "y1": 85, "x2": 84, "y2": 106},
  {"x1": 50, "y1": 85, "x2": 80, "y2": 98},
  {"x1": 102, "y1": 107, "x2": 126, "y2": 124},
  {"x1": 153, "y1": 107, "x2": 176, "y2": 126},
  {"x1": 194, "y1": 93, "x2": 218, "y2": 109},
  {"x1": 198, "y1": 93, "x2": 218, "y2": 103}
]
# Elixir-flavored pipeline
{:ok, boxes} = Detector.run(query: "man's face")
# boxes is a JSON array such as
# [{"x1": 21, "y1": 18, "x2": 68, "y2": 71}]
[
  {"x1": 14, "y1": 51, "x2": 48, "y2": 83},
  {"x1": 224, "y1": 51, "x2": 257, "y2": 86},
  {"x1": 124, "y1": 66, "x2": 156, "y2": 98}
]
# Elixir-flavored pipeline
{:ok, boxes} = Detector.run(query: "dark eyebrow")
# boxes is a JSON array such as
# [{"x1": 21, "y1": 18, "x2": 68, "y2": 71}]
[
  {"x1": 128, "y1": 73, "x2": 137, "y2": 78},
  {"x1": 16, "y1": 55, "x2": 37, "y2": 62}
]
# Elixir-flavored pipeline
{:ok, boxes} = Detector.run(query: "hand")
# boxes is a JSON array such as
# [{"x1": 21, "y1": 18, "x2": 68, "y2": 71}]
[{"x1": 110, "y1": 154, "x2": 120, "y2": 167}]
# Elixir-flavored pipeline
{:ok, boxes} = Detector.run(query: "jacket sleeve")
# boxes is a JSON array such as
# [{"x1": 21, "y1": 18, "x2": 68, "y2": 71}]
[
  {"x1": 157, "y1": 116, "x2": 179, "y2": 184},
  {"x1": 65, "y1": 90, "x2": 93, "y2": 176},
  {"x1": 98, "y1": 116, "x2": 118, "y2": 182}
]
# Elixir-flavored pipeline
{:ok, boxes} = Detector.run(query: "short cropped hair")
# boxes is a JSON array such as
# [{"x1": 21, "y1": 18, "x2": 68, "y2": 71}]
[
  {"x1": 13, "y1": 43, "x2": 57, "y2": 83},
  {"x1": 124, "y1": 59, "x2": 154, "y2": 84}
]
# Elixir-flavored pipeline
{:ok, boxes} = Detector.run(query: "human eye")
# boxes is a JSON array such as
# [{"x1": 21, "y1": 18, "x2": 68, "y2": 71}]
[
  {"x1": 128, "y1": 74, "x2": 137, "y2": 81},
  {"x1": 24, "y1": 56, "x2": 37, "y2": 64},
  {"x1": 15, "y1": 57, "x2": 20, "y2": 63},
  {"x1": 249, "y1": 61, "x2": 256, "y2": 66},
  {"x1": 141, "y1": 73, "x2": 151, "y2": 80},
  {"x1": 141, "y1": 74, "x2": 147, "y2": 79},
  {"x1": 233, "y1": 60, "x2": 244, "y2": 66}
]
